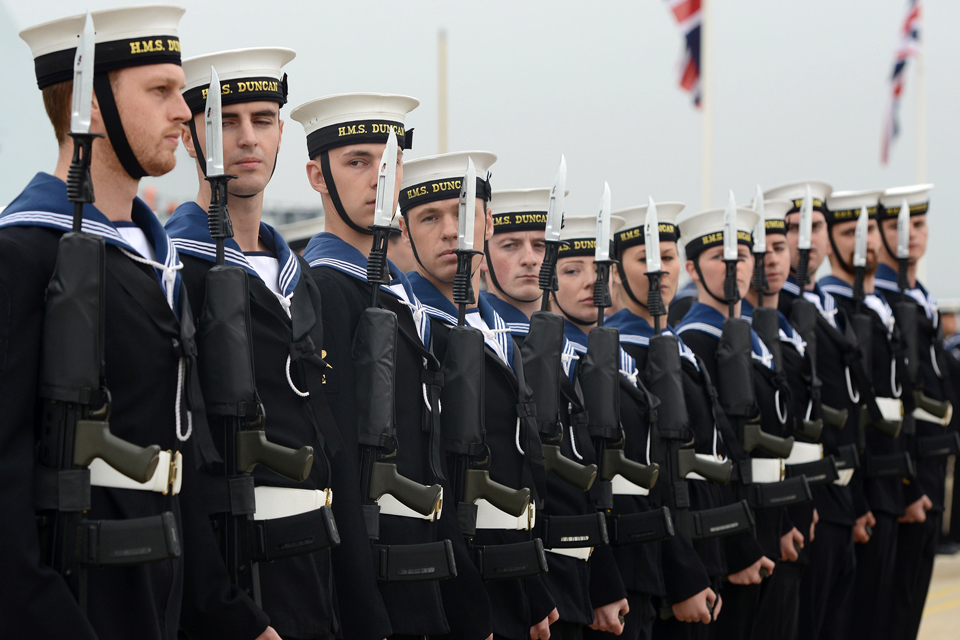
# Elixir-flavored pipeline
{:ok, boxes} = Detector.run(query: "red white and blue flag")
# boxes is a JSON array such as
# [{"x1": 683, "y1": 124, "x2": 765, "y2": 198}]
[
  {"x1": 663, "y1": 0, "x2": 702, "y2": 106},
  {"x1": 882, "y1": 0, "x2": 922, "y2": 164}
]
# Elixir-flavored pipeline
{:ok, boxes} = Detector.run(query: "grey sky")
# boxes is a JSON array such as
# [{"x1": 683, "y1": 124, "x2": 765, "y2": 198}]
[{"x1": 3, "y1": 1, "x2": 958, "y2": 296}]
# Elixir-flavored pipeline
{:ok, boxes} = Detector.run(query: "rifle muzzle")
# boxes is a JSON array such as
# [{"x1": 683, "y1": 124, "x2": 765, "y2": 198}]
[
  {"x1": 821, "y1": 404, "x2": 849, "y2": 430},
  {"x1": 463, "y1": 468, "x2": 531, "y2": 518},
  {"x1": 74, "y1": 419, "x2": 161, "y2": 484},
  {"x1": 542, "y1": 444, "x2": 598, "y2": 492},
  {"x1": 914, "y1": 389, "x2": 954, "y2": 425},
  {"x1": 794, "y1": 418, "x2": 824, "y2": 441},
  {"x1": 742, "y1": 421, "x2": 795, "y2": 459},
  {"x1": 676, "y1": 448, "x2": 733, "y2": 485},
  {"x1": 237, "y1": 429, "x2": 314, "y2": 482},
  {"x1": 601, "y1": 448, "x2": 659, "y2": 490},
  {"x1": 369, "y1": 461, "x2": 443, "y2": 518},
  {"x1": 858, "y1": 405, "x2": 902, "y2": 439}
]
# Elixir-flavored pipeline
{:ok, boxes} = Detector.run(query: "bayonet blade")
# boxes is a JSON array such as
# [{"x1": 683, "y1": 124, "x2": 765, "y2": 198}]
[
  {"x1": 644, "y1": 196, "x2": 661, "y2": 273},
  {"x1": 854, "y1": 206, "x2": 868, "y2": 268},
  {"x1": 457, "y1": 157, "x2": 477, "y2": 252},
  {"x1": 896, "y1": 197, "x2": 910, "y2": 260},
  {"x1": 204, "y1": 67, "x2": 224, "y2": 177},
  {"x1": 595, "y1": 182, "x2": 611, "y2": 262},
  {"x1": 545, "y1": 155, "x2": 566, "y2": 243},
  {"x1": 373, "y1": 130, "x2": 399, "y2": 228},
  {"x1": 752, "y1": 185, "x2": 766, "y2": 254},
  {"x1": 70, "y1": 12, "x2": 95, "y2": 134},
  {"x1": 798, "y1": 184, "x2": 813, "y2": 251},
  {"x1": 723, "y1": 190, "x2": 738, "y2": 261}
]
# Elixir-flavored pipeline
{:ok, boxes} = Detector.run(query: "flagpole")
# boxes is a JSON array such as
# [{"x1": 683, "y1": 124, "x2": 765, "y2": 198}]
[
  {"x1": 701, "y1": 0, "x2": 714, "y2": 210},
  {"x1": 437, "y1": 29, "x2": 448, "y2": 154},
  {"x1": 916, "y1": 7, "x2": 927, "y2": 282}
]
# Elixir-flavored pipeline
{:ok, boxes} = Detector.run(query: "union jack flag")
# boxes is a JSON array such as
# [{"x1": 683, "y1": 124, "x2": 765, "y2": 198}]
[
  {"x1": 663, "y1": 0, "x2": 702, "y2": 106},
  {"x1": 882, "y1": 0, "x2": 922, "y2": 164}
]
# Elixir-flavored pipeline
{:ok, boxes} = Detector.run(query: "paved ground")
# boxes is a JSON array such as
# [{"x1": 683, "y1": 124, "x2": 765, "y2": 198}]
[{"x1": 918, "y1": 552, "x2": 960, "y2": 640}]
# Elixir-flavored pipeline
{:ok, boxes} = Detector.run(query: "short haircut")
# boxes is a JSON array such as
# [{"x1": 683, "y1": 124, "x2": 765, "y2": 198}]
[{"x1": 42, "y1": 80, "x2": 72, "y2": 145}]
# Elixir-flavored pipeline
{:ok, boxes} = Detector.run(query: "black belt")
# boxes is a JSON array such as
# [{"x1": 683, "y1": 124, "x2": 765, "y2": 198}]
[
  {"x1": 915, "y1": 433, "x2": 960, "y2": 458},
  {"x1": 80, "y1": 512, "x2": 181, "y2": 566},
  {"x1": 835, "y1": 444, "x2": 860, "y2": 471},
  {"x1": 676, "y1": 501, "x2": 754, "y2": 540},
  {"x1": 373, "y1": 539, "x2": 457, "y2": 583},
  {"x1": 785, "y1": 458, "x2": 840, "y2": 487},
  {"x1": 474, "y1": 539, "x2": 548, "y2": 581},
  {"x1": 607, "y1": 507, "x2": 675, "y2": 545},
  {"x1": 862, "y1": 452, "x2": 915, "y2": 479},
  {"x1": 539, "y1": 513, "x2": 608, "y2": 549},
  {"x1": 251, "y1": 506, "x2": 339, "y2": 561},
  {"x1": 750, "y1": 476, "x2": 812, "y2": 509}
]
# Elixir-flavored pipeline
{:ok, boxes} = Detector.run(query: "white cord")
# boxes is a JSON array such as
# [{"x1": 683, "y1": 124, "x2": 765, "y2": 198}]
[
  {"x1": 396, "y1": 298, "x2": 428, "y2": 328},
  {"x1": 805, "y1": 399, "x2": 813, "y2": 421},
  {"x1": 277, "y1": 292, "x2": 293, "y2": 319},
  {"x1": 775, "y1": 389, "x2": 788, "y2": 424},
  {"x1": 421, "y1": 383, "x2": 441, "y2": 414},
  {"x1": 175, "y1": 357, "x2": 193, "y2": 442},
  {"x1": 515, "y1": 417, "x2": 524, "y2": 455},
  {"x1": 845, "y1": 366, "x2": 860, "y2": 404},
  {"x1": 891, "y1": 359, "x2": 902, "y2": 398},
  {"x1": 285, "y1": 355, "x2": 309, "y2": 397},
  {"x1": 120, "y1": 248, "x2": 182, "y2": 310},
  {"x1": 568, "y1": 424, "x2": 584, "y2": 460},
  {"x1": 931, "y1": 344, "x2": 943, "y2": 378}
]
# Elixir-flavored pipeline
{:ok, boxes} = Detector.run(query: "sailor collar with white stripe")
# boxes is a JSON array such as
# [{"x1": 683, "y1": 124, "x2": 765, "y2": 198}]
[
  {"x1": 165, "y1": 201, "x2": 301, "y2": 303},
  {"x1": 407, "y1": 272, "x2": 514, "y2": 370},
  {"x1": 674, "y1": 301, "x2": 775, "y2": 369},
  {"x1": 740, "y1": 298, "x2": 806, "y2": 357},
  {"x1": 561, "y1": 319, "x2": 639, "y2": 383},
  {"x1": 606, "y1": 308, "x2": 699, "y2": 368},
  {"x1": 874, "y1": 262, "x2": 938, "y2": 327},
  {"x1": 818, "y1": 274, "x2": 896, "y2": 334},
  {"x1": 302, "y1": 231, "x2": 430, "y2": 346},
  {"x1": 783, "y1": 274, "x2": 840, "y2": 328},
  {"x1": 481, "y1": 291, "x2": 533, "y2": 336},
  {"x1": 0, "y1": 172, "x2": 182, "y2": 314}
]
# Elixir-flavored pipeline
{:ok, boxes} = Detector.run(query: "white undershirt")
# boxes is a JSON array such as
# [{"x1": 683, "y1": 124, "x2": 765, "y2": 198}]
[
  {"x1": 116, "y1": 224, "x2": 156, "y2": 261},
  {"x1": 245, "y1": 253, "x2": 282, "y2": 296}
]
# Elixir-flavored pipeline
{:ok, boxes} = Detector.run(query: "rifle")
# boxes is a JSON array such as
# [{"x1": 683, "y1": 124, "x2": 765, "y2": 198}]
[
  {"x1": 35, "y1": 14, "x2": 177, "y2": 611},
  {"x1": 196, "y1": 67, "x2": 336, "y2": 604}
]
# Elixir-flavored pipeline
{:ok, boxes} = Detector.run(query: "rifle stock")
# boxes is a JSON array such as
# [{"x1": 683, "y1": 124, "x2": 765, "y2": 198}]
[
  {"x1": 73, "y1": 419, "x2": 161, "y2": 484},
  {"x1": 463, "y1": 468, "x2": 531, "y2": 518},
  {"x1": 368, "y1": 461, "x2": 443, "y2": 518},
  {"x1": 676, "y1": 448, "x2": 732, "y2": 485},
  {"x1": 601, "y1": 448, "x2": 659, "y2": 489},
  {"x1": 821, "y1": 404, "x2": 849, "y2": 430},
  {"x1": 542, "y1": 444, "x2": 597, "y2": 491},
  {"x1": 237, "y1": 429, "x2": 313, "y2": 482},
  {"x1": 742, "y1": 421, "x2": 795, "y2": 458}
]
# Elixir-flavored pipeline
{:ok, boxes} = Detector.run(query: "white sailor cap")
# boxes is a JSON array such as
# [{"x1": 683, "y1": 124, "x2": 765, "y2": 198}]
[
  {"x1": 181, "y1": 47, "x2": 295, "y2": 115},
  {"x1": 399, "y1": 151, "x2": 497, "y2": 213},
  {"x1": 490, "y1": 188, "x2": 559, "y2": 234},
  {"x1": 753, "y1": 199, "x2": 793, "y2": 236},
  {"x1": 20, "y1": 5, "x2": 185, "y2": 89},
  {"x1": 878, "y1": 184, "x2": 934, "y2": 219},
  {"x1": 613, "y1": 202, "x2": 685, "y2": 251},
  {"x1": 558, "y1": 215, "x2": 626, "y2": 258},
  {"x1": 762, "y1": 181, "x2": 833, "y2": 215},
  {"x1": 291, "y1": 93, "x2": 419, "y2": 159},
  {"x1": 677, "y1": 207, "x2": 760, "y2": 259},
  {"x1": 277, "y1": 214, "x2": 324, "y2": 253},
  {"x1": 826, "y1": 189, "x2": 883, "y2": 224}
]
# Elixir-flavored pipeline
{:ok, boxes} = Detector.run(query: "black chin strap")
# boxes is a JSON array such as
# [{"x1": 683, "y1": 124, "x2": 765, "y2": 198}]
[
  {"x1": 320, "y1": 150, "x2": 372, "y2": 236},
  {"x1": 877, "y1": 220, "x2": 899, "y2": 263},
  {"x1": 93, "y1": 74, "x2": 147, "y2": 179},
  {"x1": 550, "y1": 292, "x2": 595, "y2": 328},
  {"x1": 483, "y1": 238, "x2": 541, "y2": 304},
  {"x1": 615, "y1": 261, "x2": 648, "y2": 310},
  {"x1": 827, "y1": 226, "x2": 855, "y2": 275},
  {"x1": 691, "y1": 255, "x2": 733, "y2": 307}
]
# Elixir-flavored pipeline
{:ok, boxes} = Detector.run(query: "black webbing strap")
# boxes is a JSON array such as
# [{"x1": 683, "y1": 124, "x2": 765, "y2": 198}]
[
  {"x1": 93, "y1": 74, "x2": 147, "y2": 180},
  {"x1": 511, "y1": 339, "x2": 547, "y2": 505}
]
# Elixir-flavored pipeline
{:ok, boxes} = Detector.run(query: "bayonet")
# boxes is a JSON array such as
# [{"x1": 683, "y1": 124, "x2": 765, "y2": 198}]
[
  {"x1": 752, "y1": 186, "x2": 768, "y2": 306},
  {"x1": 723, "y1": 191, "x2": 740, "y2": 314},
  {"x1": 374, "y1": 131, "x2": 399, "y2": 229},
  {"x1": 645, "y1": 197, "x2": 666, "y2": 333},
  {"x1": 853, "y1": 206, "x2": 868, "y2": 269},
  {"x1": 595, "y1": 182, "x2": 611, "y2": 263},
  {"x1": 204, "y1": 67, "x2": 224, "y2": 178},
  {"x1": 795, "y1": 184, "x2": 814, "y2": 288},
  {"x1": 66, "y1": 12, "x2": 101, "y2": 232},
  {"x1": 896, "y1": 198, "x2": 910, "y2": 261},
  {"x1": 458, "y1": 157, "x2": 477, "y2": 253},
  {"x1": 539, "y1": 155, "x2": 567, "y2": 311}
]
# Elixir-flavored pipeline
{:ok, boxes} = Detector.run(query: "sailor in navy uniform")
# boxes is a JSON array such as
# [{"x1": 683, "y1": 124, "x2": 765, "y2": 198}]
[
  {"x1": 673, "y1": 205, "x2": 781, "y2": 640},
  {"x1": 818, "y1": 190, "x2": 911, "y2": 640},
  {"x1": 166, "y1": 48, "x2": 346, "y2": 640},
  {"x1": 292, "y1": 95, "x2": 491, "y2": 640},
  {"x1": 606, "y1": 201, "x2": 727, "y2": 638},
  {"x1": 481, "y1": 188, "x2": 629, "y2": 640},
  {"x1": 740, "y1": 198, "x2": 818, "y2": 640},
  {"x1": 0, "y1": 7, "x2": 226, "y2": 639},
  {"x1": 875, "y1": 184, "x2": 950, "y2": 640},
  {"x1": 398, "y1": 154, "x2": 559, "y2": 640},
  {"x1": 768, "y1": 182, "x2": 860, "y2": 640}
]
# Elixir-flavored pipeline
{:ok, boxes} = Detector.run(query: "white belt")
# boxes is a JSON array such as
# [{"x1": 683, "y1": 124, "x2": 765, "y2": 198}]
[
  {"x1": 610, "y1": 474, "x2": 650, "y2": 496},
  {"x1": 89, "y1": 450, "x2": 182, "y2": 495},
  {"x1": 685, "y1": 454, "x2": 727, "y2": 482},
  {"x1": 475, "y1": 499, "x2": 536, "y2": 531},
  {"x1": 253, "y1": 486, "x2": 332, "y2": 521},
  {"x1": 876, "y1": 397, "x2": 903, "y2": 421},
  {"x1": 546, "y1": 546, "x2": 593, "y2": 561},
  {"x1": 378, "y1": 486, "x2": 443, "y2": 522},
  {"x1": 834, "y1": 469, "x2": 854, "y2": 487},
  {"x1": 751, "y1": 458, "x2": 785, "y2": 483},
  {"x1": 785, "y1": 442, "x2": 823, "y2": 465}
]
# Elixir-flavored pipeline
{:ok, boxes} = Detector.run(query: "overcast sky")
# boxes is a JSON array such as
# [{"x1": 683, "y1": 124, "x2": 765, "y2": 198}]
[{"x1": 3, "y1": 1, "x2": 959, "y2": 297}]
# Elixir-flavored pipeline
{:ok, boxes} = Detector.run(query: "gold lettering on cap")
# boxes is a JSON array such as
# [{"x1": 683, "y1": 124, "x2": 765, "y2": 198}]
[
  {"x1": 129, "y1": 39, "x2": 165, "y2": 55},
  {"x1": 407, "y1": 186, "x2": 428, "y2": 199}
]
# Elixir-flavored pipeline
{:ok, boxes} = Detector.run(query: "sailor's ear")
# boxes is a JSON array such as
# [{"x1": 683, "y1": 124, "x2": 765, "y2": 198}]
[
  {"x1": 484, "y1": 205, "x2": 494, "y2": 241},
  {"x1": 181, "y1": 119, "x2": 197, "y2": 160},
  {"x1": 306, "y1": 159, "x2": 328, "y2": 195},
  {"x1": 685, "y1": 259, "x2": 699, "y2": 282},
  {"x1": 277, "y1": 118, "x2": 284, "y2": 150}
]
